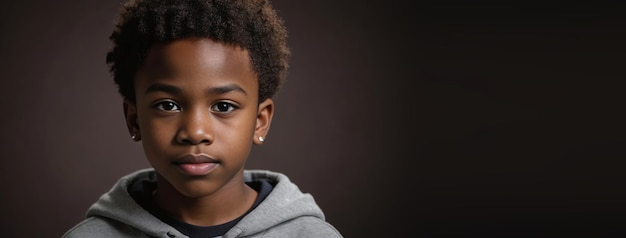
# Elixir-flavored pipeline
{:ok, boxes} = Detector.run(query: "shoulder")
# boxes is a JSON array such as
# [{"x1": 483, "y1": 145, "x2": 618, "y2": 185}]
[
  {"x1": 263, "y1": 216, "x2": 343, "y2": 238},
  {"x1": 62, "y1": 217, "x2": 147, "y2": 238}
]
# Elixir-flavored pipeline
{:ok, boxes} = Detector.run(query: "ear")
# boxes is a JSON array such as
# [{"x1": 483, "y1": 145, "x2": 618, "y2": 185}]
[
  {"x1": 123, "y1": 100, "x2": 141, "y2": 141},
  {"x1": 254, "y1": 98, "x2": 274, "y2": 145}
]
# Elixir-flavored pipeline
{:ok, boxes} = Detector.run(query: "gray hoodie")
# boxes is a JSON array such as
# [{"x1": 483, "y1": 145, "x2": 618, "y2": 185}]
[{"x1": 63, "y1": 168, "x2": 342, "y2": 238}]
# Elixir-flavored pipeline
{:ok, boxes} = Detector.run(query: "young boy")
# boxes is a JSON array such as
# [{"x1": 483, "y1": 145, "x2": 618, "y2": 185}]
[{"x1": 62, "y1": 0, "x2": 342, "y2": 237}]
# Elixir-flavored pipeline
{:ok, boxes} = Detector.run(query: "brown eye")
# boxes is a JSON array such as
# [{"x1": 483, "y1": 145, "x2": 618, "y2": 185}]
[
  {"x1": 211, "y1": 102, "x2": 237, "y2": 113},
  {"x1": 155, "y1": 101, "x2": 180, "y2": 111}
]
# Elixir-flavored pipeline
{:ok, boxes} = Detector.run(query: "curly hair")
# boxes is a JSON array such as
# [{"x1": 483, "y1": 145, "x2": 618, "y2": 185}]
[{"x1": 106, "y1": 0, "x2": 290, "y2": 103}]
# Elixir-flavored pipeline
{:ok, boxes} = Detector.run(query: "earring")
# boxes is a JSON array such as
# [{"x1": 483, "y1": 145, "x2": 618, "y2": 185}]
[
  {"x1": 259, "y1": 136, "x2": 264, "y2": 142},
  {"x1": 131, "y1": 133, "x2": 137, "y2": 141}
]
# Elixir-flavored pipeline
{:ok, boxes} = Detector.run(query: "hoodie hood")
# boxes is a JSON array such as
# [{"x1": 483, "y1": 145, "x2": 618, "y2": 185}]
[
  {"x1": 83, "y1": 168, "x2": 328, "y2": 238},
  {"x1": 225, "y1": 170, "x2": 325, "y2": 237}
]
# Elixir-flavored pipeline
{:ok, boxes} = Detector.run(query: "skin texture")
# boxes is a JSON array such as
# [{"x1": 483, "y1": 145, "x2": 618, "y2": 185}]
[{"x1": 123, "y1": 38, "x2": 274, "y2": 226}]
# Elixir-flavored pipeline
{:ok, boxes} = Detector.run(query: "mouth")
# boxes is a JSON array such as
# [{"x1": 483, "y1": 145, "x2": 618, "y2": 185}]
[{"x1": 173, "y1": 154, "x2": 220, "y2": 176}]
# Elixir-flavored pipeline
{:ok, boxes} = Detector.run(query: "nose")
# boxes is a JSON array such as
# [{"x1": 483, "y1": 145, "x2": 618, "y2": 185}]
[{"x1": 176, "y1": 107, "x2": 213, "y2": 145}]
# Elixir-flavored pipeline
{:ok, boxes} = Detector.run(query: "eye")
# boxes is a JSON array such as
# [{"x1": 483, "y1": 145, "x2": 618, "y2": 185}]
[
  {"x1": 155, "y1": 100, "x2": 180, "y2": 112},
  {"x1": 211, "y1": 101, "x2": 237, "y2": 113}
]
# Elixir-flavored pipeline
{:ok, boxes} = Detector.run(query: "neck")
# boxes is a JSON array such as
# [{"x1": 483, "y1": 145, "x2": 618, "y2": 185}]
[{"x1": 154, "y1": 174, "x2": 257, "y2": 226}]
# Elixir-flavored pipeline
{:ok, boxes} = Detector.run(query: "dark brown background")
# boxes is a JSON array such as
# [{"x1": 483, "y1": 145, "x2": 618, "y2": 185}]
[{"x1": 1, "y1": 1, "x2": 625, "y2": 237}]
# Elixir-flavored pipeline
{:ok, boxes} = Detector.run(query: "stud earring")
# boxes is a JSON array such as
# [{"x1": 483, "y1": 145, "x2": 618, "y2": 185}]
[
  {"x1": 131, "y1": 133, "x2": 137, "y2": 141},
  {"x1": 259, "y1": 136, "x2": 264, "y2": 142}
]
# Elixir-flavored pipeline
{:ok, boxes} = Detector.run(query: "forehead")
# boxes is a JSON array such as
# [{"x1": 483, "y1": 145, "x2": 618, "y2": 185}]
[
  {"x1": 143, "y1": 38, "x2": 254, "y2": 77},
  {"x1": 136, "y1": 38, "x2": 259, "y2": 96}
]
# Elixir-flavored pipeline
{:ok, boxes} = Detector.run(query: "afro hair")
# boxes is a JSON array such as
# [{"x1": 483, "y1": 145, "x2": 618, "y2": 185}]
[{"x1": 106, "y1": 0, "x2": 290, "y2": 103}]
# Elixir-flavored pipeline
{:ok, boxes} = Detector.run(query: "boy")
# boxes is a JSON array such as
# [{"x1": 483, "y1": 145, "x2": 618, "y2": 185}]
[{"x1": 62, "y1": 0, "x2": 342, "y2": 237}]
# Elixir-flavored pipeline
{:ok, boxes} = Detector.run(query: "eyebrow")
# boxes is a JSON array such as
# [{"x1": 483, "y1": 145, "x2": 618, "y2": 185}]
[
  {"x1": 145, "y1": 83, "x2": 181, "y2": 95},
  {"x1": 145, "y1": 83, "x2": 247, "y2": 96},
  {"x1": 207, "y1": 84, "x2": 247, "y2": 96}
]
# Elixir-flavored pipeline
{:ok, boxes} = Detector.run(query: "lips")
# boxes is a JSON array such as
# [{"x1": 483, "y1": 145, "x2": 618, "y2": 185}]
[{"x1": 174, "y1": 154, "x2": 219, "y2": 176}]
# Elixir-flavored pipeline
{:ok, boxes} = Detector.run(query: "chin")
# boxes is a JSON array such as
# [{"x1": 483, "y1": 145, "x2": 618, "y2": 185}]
[{"x1": 174, "y1": 180, "x2": 220, "y2": 198}]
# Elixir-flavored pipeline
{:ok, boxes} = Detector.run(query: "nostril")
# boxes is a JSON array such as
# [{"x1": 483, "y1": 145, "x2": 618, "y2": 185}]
[
  {"x1": 197, "y1": 138, "x2": 211, "y2": 145},
  {"x1": 180, "y1": 138, "x2": 193, "y2": 145},
  {"x1": 176, "y1": 115, "x2": 213, "y2": 144},
  {"x1": 179, "y1": 136, "x2": 212, "y2": 145}
]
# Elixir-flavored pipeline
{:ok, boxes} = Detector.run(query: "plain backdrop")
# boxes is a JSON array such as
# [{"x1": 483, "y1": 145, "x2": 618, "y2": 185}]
[{"x1": 1, "y1": 1, "x2": 625, "y2": 237}]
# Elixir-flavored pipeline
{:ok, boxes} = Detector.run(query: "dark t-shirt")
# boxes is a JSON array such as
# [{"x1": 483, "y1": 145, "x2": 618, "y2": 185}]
[{"x1": 129, "y1": 177, "x2": 273, "y2": 238}]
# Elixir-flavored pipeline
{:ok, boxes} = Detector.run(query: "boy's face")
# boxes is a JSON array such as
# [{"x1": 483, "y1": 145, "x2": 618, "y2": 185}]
[{"x1": 124, "y1": 38, "x2": 273, "y2": 198}]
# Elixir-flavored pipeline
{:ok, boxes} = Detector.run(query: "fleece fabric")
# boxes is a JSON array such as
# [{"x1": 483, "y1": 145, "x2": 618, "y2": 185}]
[{"x1": 63, "y1": 168, "x2": 342, "y2": 238}]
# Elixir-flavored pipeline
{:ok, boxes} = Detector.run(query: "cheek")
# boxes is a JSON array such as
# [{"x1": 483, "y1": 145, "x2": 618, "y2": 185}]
[
  {"x1": 216, "y1": 120, "x2": 252, "y2": 142},
  {"x1": 140, "y1": 118, "x2": 176, "y2": 150},
  {"x1": 234, "y1": 111, "x2": 258, "y2": 136},
  {"x1": 216, "y1": 113, "x2": 257, "y2": 143}
]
